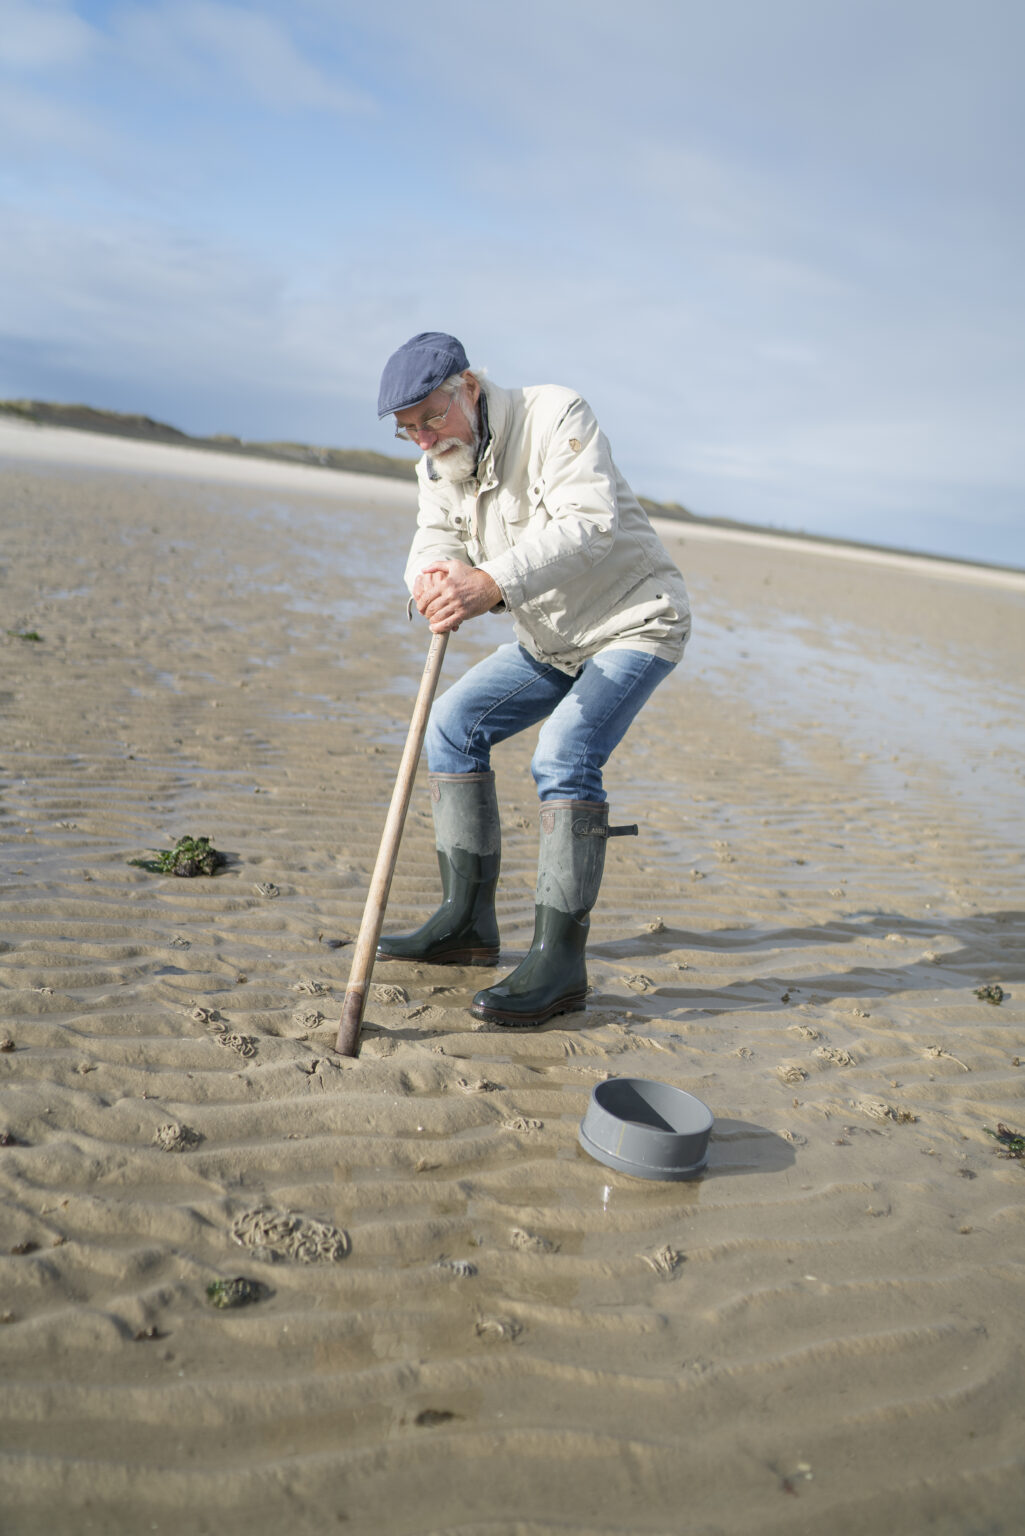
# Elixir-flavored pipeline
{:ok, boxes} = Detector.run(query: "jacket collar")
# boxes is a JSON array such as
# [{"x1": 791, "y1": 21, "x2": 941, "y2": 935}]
[
  {"x1": 476, "y1": 379, "x2": 510, "y2": 490},
  {"x1": 475, "y1": 387, "x2": 491, "y2": 475}
]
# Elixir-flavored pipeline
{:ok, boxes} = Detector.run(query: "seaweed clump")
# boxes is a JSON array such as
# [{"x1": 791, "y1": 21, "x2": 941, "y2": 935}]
[
  {"x1": 206, "y1": 1277, "x2": 264, "y2": 1309},
  {"x1": 985, "y1": 1124, "x2": 1025, "y2": 1162},
  {"x1": 975, "y1": 983, "x2": 1005, "y2": 1005},
  {"x1": 131, "y1": 835, "x2": 225, "y2": 877}
]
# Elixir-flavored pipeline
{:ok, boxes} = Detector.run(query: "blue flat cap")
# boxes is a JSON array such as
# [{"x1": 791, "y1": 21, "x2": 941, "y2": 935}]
[{"x1": 377, "y1": 331, "x2": 470, "y2": 418}]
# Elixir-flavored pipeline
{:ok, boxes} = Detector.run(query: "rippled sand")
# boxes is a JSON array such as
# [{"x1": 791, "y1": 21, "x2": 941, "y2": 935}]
[{"x1": 2, "y1": 422, "x2": 1024, "y2": 1535}]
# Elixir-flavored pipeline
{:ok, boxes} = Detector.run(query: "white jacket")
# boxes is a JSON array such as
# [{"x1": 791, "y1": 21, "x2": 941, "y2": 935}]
[{"x1": 405, "y1": 380, "x2": 691, "y2": 674}]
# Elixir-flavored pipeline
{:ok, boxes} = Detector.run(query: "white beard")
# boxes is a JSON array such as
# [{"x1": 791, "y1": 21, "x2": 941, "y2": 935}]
[{"x1": 426, "y1": 437, "x2": 478, "y2": 483}]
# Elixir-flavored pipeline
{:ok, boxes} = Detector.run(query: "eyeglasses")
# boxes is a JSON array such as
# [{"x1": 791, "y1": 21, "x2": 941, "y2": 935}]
[{"x1": 394, "y1": 391, "x2": 461, "y2": 442}]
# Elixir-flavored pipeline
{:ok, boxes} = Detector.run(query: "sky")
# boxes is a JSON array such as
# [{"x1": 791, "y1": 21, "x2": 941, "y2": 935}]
[{"x1": 1, "y1": 0, "x2": 1023, "y2": 567}]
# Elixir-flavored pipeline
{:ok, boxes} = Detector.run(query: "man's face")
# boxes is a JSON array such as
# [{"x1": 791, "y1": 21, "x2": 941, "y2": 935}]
[{"x1": 394, "y1": 373, "x2": 480, "y2": 459}]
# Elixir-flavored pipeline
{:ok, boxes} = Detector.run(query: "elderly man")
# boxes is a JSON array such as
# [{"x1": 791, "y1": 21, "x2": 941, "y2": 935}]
[{"x1": 375, "y1": 331, "x2": 690, "y2": 1027}]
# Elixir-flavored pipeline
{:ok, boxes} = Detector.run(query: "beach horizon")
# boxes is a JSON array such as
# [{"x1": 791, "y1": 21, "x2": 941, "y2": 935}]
[{"x1": 4, "y1": 403, "x2": 1023, "y2": 582}]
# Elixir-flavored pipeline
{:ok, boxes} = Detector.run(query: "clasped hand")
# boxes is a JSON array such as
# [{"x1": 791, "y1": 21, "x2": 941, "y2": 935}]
[{"x1": 412, "y1": 560, "x2": 502, "y2": 634}]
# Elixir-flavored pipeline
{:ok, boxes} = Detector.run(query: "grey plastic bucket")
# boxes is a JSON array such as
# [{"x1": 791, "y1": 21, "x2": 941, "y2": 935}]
[{"x1": 578, "y1": 1077, "x2": 713, "y2": 1181}]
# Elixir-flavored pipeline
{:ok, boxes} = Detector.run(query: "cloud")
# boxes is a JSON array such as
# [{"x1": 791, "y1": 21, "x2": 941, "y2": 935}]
[
  {"x1": 0, "y1": 0, "x2": 98, "y2": 70},
  {"x1": 1, "y1": 0, "x2": 1021, "y2": 565},
  {"x1": 0, "y1": 77, "x2": 115, "y2": 160},
  {"x1": 111, "y1": 0, "x2": 376, "y2": 117},
  {"x1": 0, "y1": 201, "x2": 403, "y2": 441}
]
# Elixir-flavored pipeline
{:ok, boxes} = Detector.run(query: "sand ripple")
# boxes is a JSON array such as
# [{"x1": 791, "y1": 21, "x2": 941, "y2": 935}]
[{"x1": 1, "y1": 456, "x2": 1024, "y2": 1534}]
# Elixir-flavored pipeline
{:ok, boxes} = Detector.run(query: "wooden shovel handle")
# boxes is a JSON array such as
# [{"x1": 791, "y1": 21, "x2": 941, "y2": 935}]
[{"x1": 334, "y1": 630, "x2": 449, "y2": 1057}]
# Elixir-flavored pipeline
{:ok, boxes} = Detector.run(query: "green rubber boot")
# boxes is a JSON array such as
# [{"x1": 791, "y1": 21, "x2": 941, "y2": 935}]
[
  {"x1": 376, "y1": 771, "x2": 501, "y2": 966},
  {"x1": 470, "y1": 800, "x2": 609, "y2": 1026}
]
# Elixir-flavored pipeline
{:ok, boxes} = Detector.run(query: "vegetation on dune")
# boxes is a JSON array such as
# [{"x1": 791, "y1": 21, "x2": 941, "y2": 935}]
[{"x1": 0, "y1": 398, "x2": 419, "y2": 482}]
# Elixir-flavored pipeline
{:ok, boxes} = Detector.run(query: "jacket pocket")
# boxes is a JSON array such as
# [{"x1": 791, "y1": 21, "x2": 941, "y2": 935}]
[{"x1": 493, "y1": 483, "x2": 544, "y2": 535}]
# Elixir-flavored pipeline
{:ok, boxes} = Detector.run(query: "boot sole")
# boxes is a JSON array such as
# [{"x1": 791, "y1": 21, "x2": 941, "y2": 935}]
[
  {"x1": 470, "y1": 993, "x2": 588, "y2": 1028},
  {"x1": 376, "y1": 947, "x2": 500, "y2": 967}
]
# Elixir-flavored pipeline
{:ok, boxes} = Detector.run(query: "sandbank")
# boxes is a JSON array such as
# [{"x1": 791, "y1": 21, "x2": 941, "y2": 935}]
[{"x1": 1, "y1": 424, "x2": 1023, "y2": 1535}]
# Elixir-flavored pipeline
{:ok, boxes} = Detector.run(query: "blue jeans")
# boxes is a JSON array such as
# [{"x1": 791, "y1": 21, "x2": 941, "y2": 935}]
[{"x1": 425, "y1": 642, "x2": 677, "y2": 802}]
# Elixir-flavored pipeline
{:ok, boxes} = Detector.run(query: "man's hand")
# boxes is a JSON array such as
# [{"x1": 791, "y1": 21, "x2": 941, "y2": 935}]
[{"x1": 413, "y1": 560, "x2": 502, "y2": 633}]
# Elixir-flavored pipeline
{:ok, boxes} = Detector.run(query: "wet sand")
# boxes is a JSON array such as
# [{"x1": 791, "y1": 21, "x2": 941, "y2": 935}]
[{"x1": 2, "y1": 420, "x2": 1024, "y2": 1535}]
